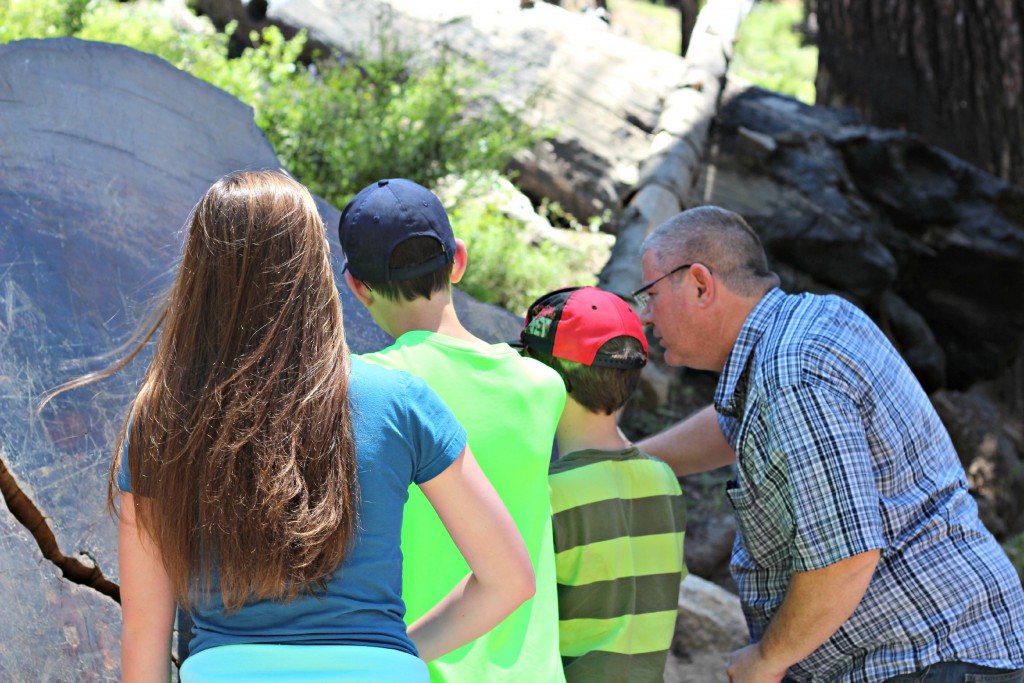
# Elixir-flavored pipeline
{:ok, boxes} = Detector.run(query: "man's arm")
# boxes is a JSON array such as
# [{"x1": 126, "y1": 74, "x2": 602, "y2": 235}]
[
  {"x1": 726, "y1": 549, "x2": 880, "y2": 683},
  {"x1": 636, "y1": 404, "x2": 736, "y2": 476}
]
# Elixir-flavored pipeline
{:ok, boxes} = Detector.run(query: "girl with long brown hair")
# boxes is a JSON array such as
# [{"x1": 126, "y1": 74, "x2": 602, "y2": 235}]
[{"x1": 48, "y1": 170, "x2": 533, "y2": 682}]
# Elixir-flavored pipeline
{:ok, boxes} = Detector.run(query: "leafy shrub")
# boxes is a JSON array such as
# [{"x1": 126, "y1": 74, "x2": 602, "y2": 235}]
[
  {"x1": 730, "y1": 1, "x2": 817, "y2": 104},
  {"x1": 1004, "y1": 533, "x2": 1024, "y2": 584},
  {"x1": 447, "y1": 174, "x2": 598, "y2": 316},
  {"x1": 0, "y1": 0, "x2": 91, "y2": 39}
]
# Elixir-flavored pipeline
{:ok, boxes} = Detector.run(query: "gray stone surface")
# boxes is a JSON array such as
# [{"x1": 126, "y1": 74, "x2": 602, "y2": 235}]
[
  {"x1": 0, "y1": 496, "x2": 120, "y2": 681},
  {"x1": 664, "y1": 574, "x2": 747, "y2": 683}
]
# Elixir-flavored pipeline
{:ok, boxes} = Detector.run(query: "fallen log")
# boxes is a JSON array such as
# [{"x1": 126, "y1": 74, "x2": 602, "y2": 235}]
[
  {"x1": 597, "y1": 0, "x2": 754, "y2": 298},
  {"x1": 193, "y1": 0, "x2": 689, "y2": 221}
]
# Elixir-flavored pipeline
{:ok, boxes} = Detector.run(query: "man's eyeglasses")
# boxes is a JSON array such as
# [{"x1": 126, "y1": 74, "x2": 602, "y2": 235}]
[{"x1": 631, "y1": 263, "x2": 694, "y2": 309}]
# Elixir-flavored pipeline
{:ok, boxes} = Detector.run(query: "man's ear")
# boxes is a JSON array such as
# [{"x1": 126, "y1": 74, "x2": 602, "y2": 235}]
[
  {"x1": 344, "y1": 270, "x2": 373, "y2": 307},
  {"x1": 450, "y1": 239, "x2": 469, "y2": 284},
  {"x1": 691, "y1": 263, "x2": 715, "y2": 306}
]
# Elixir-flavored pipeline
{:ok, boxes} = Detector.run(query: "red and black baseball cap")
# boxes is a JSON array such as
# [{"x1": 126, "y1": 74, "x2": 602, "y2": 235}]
[{"x1": 520, "y1": 286, "x2": 648, "y2": 368}]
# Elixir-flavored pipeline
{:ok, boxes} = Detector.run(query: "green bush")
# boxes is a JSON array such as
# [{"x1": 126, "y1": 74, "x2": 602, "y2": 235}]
[
  {"x1": 447, "y1": 174, "x2": 598, "y2": 316},
  {"x1": 731, "y1": 1, "x2": 817, "y2": 104},
  {"x1": 0, "y1": 0, "x2": 91, "y2": 39},
  {"x1": 1004, "y1": 533, "x2": 1024, "y2": 584}
]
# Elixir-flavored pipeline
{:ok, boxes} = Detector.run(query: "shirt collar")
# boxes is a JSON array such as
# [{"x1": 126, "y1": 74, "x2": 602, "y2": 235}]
[{"x1": 714, "y1": 287, "x2": 785, "y2": 416}]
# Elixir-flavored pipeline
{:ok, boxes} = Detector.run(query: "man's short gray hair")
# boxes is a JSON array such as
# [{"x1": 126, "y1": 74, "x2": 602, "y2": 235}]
[{"x1": 641, "y1": 206, "x2": 779, "y2": 297}]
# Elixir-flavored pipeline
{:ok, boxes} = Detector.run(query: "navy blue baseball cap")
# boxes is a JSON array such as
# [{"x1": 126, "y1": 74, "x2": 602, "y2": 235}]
[{"x1": 338, "y1": 178, "x2": 457, "y2": 282}]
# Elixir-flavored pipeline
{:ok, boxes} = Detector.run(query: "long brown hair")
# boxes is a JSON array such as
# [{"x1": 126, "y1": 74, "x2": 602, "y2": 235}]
[{"x1": 46, "y1": 171, "x2": 358, "y2": 612}]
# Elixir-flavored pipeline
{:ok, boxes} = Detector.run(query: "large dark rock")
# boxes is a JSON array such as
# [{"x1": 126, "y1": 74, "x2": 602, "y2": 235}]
[
  {"x1": 931, "y1": 388, "x2": 1024, "y2": 539},
  {"x1": 693, "y1": 83, "x2": 1024, "y2": 392},
  {"x1": 681, "y1": 81, "x2": 1024, "y2": 568},
  {"x1": 0, "y1": 37, "x2": 521, "y2": 672}
]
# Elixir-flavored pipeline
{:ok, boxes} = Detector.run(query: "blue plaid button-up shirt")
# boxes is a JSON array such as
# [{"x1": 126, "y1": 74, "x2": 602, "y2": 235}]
[{"x1": 716, "y1": 288, "x2": 1024, "y2": 683}]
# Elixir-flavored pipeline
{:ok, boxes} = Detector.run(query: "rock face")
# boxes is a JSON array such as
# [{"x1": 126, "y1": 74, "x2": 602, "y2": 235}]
[
  {"x1": 0, "y1": 37, "x2": 521, "y2": 675},
  {"x1": 670, "y1": 81, "x2": 1024, "y2": 589},
  {"x1": 931, "y1": 387, "x2": 1024, "y2": 539},
  {"x1": 692, "y1": 83, "x2": 1024, "y2": 393},
  {"x1": 0, "y1": 496, "x2": 121, "y2": 681}
]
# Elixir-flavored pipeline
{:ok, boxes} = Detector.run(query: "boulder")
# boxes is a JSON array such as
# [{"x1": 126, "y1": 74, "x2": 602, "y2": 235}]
[
  {"x1": 931, "y1": 388, "x2": 1024, "y2": 539},
  {"x1": 0, "y1": 36, "x2": 521, "y2": 672},
  {"x1": 692, "y1": 82, "x2": 1024, "y2": 392},
  {"x1": 0, "y1": 475, "x2": 120, "y2": 681},
  {"x1": 664, "y1": 574, "x2": 748, "y2": 683}
]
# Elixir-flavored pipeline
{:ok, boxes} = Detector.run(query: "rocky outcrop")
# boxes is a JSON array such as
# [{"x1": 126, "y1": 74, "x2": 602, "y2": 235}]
[
  {"x1": 653, "y1": 81, "x2": 1024, "y2": 592},
  {"x1": 692, "y1": 82, "x2": 1024, "y2": 393},
  {"x1": 0, "y1": 37, "x2": 523, "y2": 674},
  {"x1": 931, "y1": 387, "x2": 1024, "y2": 539},
  {"x1": 0, "y1": 485, "x2": 121, "y2": 681}
]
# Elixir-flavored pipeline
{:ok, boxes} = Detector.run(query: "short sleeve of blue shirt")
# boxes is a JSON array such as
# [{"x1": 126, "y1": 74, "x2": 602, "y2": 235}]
[
  {"x1": 393, "y1": 370, "x2": 467, "y2": 485},
  {"x1": 117, "y1": 423, "x2": 132, "y2": 493}
]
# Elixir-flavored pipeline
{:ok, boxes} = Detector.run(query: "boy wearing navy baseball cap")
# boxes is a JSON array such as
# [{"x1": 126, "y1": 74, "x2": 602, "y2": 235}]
[
  {"x1": 339, "y1": 178, "x2": 568, "y2": 683},
  {"x1": 519, "y1": 286, "x2": 687, "y2": 683}
]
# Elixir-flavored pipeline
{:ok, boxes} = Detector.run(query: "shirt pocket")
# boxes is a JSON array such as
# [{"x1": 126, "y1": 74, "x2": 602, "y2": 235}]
[{"x1": 726, "y1": 478, "x2": 793, "y2": 568}]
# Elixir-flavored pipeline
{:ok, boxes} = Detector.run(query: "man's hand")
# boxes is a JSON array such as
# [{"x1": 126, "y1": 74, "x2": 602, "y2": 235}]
[{"x1": 726, "y1": 642, "x2": 787, "y2": 683}]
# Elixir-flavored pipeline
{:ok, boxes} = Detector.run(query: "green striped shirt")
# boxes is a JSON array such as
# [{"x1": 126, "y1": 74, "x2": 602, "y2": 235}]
[{"x1": 550, "y1": 447, "x2": 687, "y2": 683}]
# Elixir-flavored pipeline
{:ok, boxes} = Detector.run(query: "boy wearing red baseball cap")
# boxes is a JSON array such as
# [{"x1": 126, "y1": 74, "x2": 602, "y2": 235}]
[{"x1": 519, "y1": 286, "x2": 687, "y2": 683}]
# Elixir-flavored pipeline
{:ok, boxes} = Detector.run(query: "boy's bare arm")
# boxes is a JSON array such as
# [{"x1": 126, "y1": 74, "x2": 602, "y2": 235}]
[{"x1": 636, "y1": 405, "x2": 736, "y2": 476}]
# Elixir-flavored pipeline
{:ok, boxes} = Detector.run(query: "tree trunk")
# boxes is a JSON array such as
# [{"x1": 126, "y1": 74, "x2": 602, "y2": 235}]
[
  {"x1": 815, "y1": 0, "x2": 1024, "y2": 187},
  {"x1": 678, "y1": 0, "x2": 699, "y2": 56}
]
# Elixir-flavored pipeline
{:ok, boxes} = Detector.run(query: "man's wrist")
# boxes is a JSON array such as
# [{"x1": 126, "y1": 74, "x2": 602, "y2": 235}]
[{"x1": 755, "y1": 637, "x2": 794, "y2": 679}]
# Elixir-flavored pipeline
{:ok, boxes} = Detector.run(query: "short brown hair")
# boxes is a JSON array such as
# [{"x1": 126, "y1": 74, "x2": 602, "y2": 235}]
[
  {"x1": 361, "y1": 236, "x2": 453, "y2": 302},
  {"x1": 527, "y1": 336, "x2": 645, "y2": 415}
]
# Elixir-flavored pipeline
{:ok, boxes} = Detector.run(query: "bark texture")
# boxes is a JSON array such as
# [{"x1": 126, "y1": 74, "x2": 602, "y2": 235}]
[{"x1": 815, "y1": 0, "x2": 1024, "y2": 187}]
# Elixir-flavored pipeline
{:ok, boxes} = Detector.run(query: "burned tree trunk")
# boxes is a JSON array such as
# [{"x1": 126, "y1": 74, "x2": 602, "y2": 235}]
[
  {"x1": 815, "y1": 0, "x2": 1024, "y2": 187},
  {"x1": 672, "y1": 0, "x2": 700, "y2": 56}
]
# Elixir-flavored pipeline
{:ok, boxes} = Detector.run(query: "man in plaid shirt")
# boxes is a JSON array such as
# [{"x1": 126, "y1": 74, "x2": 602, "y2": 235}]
[{"x1": 634, "y1": 206, "x2": 1024, "y2": 683}]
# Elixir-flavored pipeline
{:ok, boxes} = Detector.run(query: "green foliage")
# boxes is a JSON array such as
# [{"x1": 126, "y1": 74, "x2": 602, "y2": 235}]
[
  {"x1": 1004, "y1": 533, "x2": 1024, "y2": 584},
  {"x1": 76, "y1": 0, "x2": 229, "y2": 67},
  {"x1": 731, "y1": 1, "x2": 817, "y2": 104},
  {"x1": 613, "y1": 0, "x2": 682, "y2": 54},
  {"x1": 8, "y1": 0, "x2": 539, "y2": 212},
  {"x1": 0, "y1": 0, "x2": 91, "y2": 39},
  {"x1": 448, "y1": 174, "x2": 598, "y2": 316}
]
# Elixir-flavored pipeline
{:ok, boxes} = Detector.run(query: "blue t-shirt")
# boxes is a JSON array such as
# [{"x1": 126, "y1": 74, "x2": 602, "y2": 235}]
[{"x1": 118, "y1": 357, "x2": 467, "y2": 658}]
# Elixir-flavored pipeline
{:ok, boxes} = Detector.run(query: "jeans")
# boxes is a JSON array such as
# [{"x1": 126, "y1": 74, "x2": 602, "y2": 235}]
[{"x1": 883, "y1": 662, "x2": 1024, "y2": 683}]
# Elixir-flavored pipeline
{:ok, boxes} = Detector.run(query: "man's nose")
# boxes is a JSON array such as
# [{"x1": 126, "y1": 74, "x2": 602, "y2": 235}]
[{"x1": 639, "y1": 305, "x2": 653, "y2": 326}]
